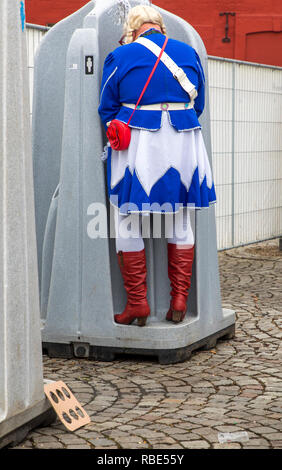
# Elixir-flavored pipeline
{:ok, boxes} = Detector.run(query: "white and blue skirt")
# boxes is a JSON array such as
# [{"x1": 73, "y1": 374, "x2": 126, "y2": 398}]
[{"x1": 106, "y1": 112, "x2": 216, "y2": 215}]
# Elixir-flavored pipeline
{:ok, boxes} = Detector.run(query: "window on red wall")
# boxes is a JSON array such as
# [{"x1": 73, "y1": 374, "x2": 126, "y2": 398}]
[{"x1": 246, "y1": 31, "x2": 282, "y2": 66}]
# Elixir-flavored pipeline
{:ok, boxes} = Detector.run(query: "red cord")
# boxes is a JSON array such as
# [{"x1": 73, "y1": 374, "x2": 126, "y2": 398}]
[{"x1": 127, "y1": 36, "x2": 169, "y2": 127}]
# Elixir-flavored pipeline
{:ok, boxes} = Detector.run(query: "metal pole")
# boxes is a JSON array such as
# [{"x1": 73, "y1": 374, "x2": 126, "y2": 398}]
[{"x1": 231, "y1": 62, "x2": 235, "y2": 247}]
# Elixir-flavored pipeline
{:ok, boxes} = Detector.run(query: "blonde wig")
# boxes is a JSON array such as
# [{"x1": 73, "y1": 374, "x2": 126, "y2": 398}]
[{"x1": 123, "y1": 5, "x2": 167, "y2": 44}]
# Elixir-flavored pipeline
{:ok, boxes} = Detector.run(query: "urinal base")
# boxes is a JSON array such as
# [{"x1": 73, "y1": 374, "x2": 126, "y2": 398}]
[{"x1": 42, "y1": 323, "x2": 235, "y2": 365}]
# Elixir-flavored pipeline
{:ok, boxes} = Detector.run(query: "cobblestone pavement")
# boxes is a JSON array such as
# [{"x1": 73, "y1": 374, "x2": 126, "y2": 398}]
[{"x1": 13, "y1": 239, "x2": 282, "y2": 449}]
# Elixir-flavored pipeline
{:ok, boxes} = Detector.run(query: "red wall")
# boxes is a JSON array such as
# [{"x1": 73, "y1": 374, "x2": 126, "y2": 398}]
[
  {"x1": 25, "y1": 0, "x2": 89, "y2": 26},
  {"x1": 25, "y1": 0, "x2": 282, "y2": 66}
]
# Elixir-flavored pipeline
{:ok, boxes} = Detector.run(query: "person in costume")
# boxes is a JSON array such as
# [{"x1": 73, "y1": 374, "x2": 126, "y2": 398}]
[{"x1": 98, "y1": 5, "x2": 216, "y2": 327}]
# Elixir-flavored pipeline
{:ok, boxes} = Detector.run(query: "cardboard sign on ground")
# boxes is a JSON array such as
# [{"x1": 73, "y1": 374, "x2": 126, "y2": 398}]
[{"x1": 44, "y1": 380, "x2": 91, "y2": 431}]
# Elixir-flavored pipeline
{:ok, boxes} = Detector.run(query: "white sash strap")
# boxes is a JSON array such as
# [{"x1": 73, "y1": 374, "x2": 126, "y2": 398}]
[{"x1": 136, "y1": 37, "x2": 198, "y2": 103}]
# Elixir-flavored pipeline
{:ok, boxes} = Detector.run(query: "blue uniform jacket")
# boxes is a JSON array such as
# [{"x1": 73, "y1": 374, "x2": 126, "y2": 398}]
[{"x1": 98, "y1": 30, "x2": 205, "y2": 132}]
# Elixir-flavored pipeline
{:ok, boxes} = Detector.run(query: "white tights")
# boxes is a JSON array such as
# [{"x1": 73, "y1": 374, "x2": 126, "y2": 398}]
[{"x1": 114, "y1": 208, "x2": 195, "y2": 253}]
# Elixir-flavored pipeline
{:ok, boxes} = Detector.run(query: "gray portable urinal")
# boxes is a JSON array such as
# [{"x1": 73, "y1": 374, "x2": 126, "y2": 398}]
[{"x1": 32, "y1": 0, "x2": 235, "y2": 364}]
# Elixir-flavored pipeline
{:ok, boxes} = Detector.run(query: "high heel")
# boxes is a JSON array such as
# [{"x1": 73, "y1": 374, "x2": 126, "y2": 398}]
[
  {"x1": 166, "y1": 304, "x2": 187, "y2": 323},
  {"x1": 137, "y1": 317, "x2": 147, "y2": 327},
  {"x1": 172, "y1": 309, "x2": 186, "y2": 323}
]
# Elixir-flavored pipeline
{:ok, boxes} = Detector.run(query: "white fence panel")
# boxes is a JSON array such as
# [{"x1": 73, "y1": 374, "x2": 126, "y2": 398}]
[
  {"x1": 208, "y1": 57, "x2": 282, "y2": 249},
  {"x1": 208, "y1": 59, "x2": 233, "y2": 250},
  {"x1": 27, "y1": 25, "x2": 282, "y2": 250},
  {"x1": 233, "y1": 64, "x2": 282, "y2": 247}
]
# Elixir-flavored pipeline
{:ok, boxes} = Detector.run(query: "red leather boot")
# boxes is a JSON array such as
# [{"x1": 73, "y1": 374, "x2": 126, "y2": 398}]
[
  {"x1": 166, "y1": 244, "x2": 195, "y2": 323},
  {"x1": 114, "y1": 249, "x2": 150, "y2": 326}
]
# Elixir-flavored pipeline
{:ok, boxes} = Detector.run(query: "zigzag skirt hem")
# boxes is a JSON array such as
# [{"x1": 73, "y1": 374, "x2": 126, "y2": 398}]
[{"x1": 107, "y1": 112, "x2": 217, "y2": 215}]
